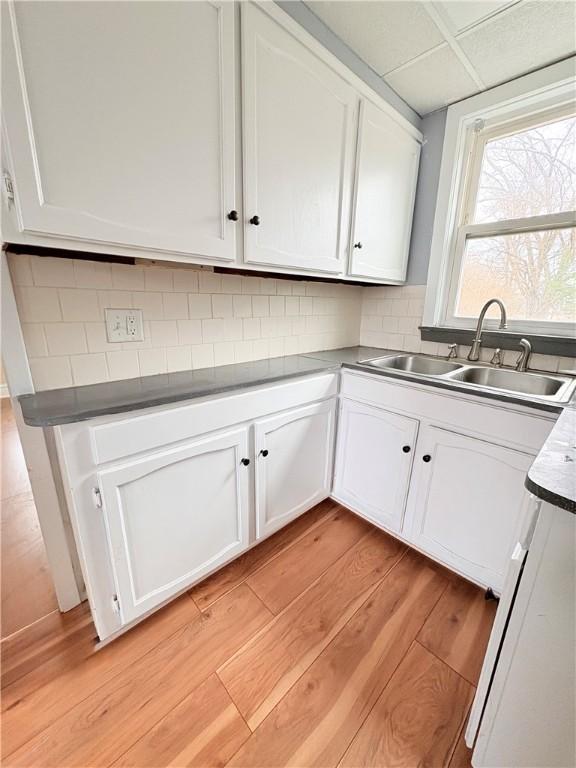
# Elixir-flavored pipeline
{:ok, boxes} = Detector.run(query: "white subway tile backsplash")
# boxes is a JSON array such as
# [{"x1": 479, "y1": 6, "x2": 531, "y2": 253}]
[
  {"x1": 44, "y1": 323, "x2": 87, "y2": 355},
  {"x1": 29, "y1": 357, "x2": 73, "y2": 390},
  {"x1": 212, "y1": 294, "x2": 234, "y2": 318},
  {"x1": 21, "y1": 324, "x2": 48, "y2": 357},
  {"x1": 198, "y1": 271, "x2": 221, "y2": 293},
  {"x1": 233, "y1": 294, "x2": 252, "y2": 318},
  {"x1": 162, "y1": 292, "x2": 188, "y2": 320},
  {"x1": 252, "y1": 296, "x2": 270, "y2": 317},
  {"x1": 16, "y1": 286, "x2": 62, "y2": 322},
  {"x1": 188, "y1": 294, "x2": 213, "y2": 319},
  {"x1": 30, "y1": 256, "x2": 75, "y2": 287},
  {"x1": 10, "y1": 254, "x2": 363, "y2": 390},
  {"x1": 270, "y1": 296, "x2": 285, "y2": 317},
  {"x1": 191, "y1": 343, "x2": 215, "y2": 369},
  {"x1": 59, "y1": 289, "x2": 100, "y2": 321},
  {"x1": 74, "y1": 260, "x2": 113, "y2": 289},
  {"x1": 138, "y1": 349, "x2": 167, "y2": 376},
  {"x1": 70, "y1": 353, "x2": 108, "y2": 385},
  {"x1": 177, "y1": 319, "x2": 203, "y2": 345},
  {"x1": 135, "y1": 292, "x2": 164, "y2": 320},
  {"x1": 150, "y1": 320, "x2": 179, "y2": 348},
  {"x1": 213, "y1": 341, "x2": 236, "y2": 366},
  {"x1": 106, "y1": 350, "x2": 140, "y2": 380},
  {"x1": 166, "y1": 346, "x2": 192, "y2": 373},
  {"x1": 111, "y1": 264, "x2": 145, "y2": 290}
]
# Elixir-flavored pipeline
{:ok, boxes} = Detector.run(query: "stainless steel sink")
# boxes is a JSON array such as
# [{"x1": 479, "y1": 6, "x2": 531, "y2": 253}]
[
  {"x1": 359, "y1": 352, "x2": 576, "y2": 403},
  {"x1": 447, "y1": 367, "x2": 569, "y2": 398},
  {"x1": 364, "y1": 355, "x2": 464, "y2": 376}
]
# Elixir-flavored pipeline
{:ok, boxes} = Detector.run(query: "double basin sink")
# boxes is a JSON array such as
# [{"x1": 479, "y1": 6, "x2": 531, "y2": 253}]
[{"x1": 360, "y1": 354, "x2": 576, "y2": 403}]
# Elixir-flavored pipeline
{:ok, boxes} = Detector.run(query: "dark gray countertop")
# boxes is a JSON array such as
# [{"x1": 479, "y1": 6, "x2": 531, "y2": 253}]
[
  {"x1": 18, "y1": 345, "x2": 574, "y2": 513},
  {"x1": 18, "y1": 354, "x2": 343, "y2": 427},
  {"x1": 526, "y1": 406, "x2": 576, "y2": 514}
]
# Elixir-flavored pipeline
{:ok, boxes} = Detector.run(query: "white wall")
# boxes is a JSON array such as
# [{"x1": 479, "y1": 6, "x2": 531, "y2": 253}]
[{"x1": 8, "y1": 253, "x2": 362, "y2": 391}]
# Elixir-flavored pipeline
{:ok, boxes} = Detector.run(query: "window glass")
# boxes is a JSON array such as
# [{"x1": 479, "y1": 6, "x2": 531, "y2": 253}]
[
  {"x1": 454, "y1": 227, "x2": 576, "y2": 323},
  {"x1": 473, "y1": 115, "x2": 576, "y2": 224}
]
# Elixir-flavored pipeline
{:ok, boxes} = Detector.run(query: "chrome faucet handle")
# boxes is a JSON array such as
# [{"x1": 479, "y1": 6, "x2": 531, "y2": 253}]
[
  {"x1": 490, "y1": 348, "x2": 503, "y2": 367},
  {"x1": 515, "y1": 338, "x2": 532, "y2": 372},
  {"x1": 447, "y1": 343, "x2": 458, "y2": 360}
]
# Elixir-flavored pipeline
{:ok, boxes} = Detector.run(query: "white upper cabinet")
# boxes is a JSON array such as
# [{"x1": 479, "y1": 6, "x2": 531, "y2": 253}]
[
  {"x1": 349, "y1": 100, "x2": 421, "y2": 282},
  {"x1": 2, "y1": 1, "x2": 237, "y2": 260},
  {"x1": 241, "y1": 3, "x2": 357, "y2": 274}
]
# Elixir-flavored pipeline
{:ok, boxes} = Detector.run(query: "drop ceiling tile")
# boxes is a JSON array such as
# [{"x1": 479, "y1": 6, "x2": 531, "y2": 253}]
[
  {"x1": 458, "y1": 1, "x2": 576, "y2": 87},
  {"x1": 305, "y1": 1, "x2": 445, "y2": 75},
  {"x1": 433, "y1": 1, "x2": 517, "y2": 34},
  {"x1": 385, "y1": 45, "x2": 479, "y2": 115}
]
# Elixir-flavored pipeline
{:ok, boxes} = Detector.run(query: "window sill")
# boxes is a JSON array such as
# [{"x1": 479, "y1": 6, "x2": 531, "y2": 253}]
[{"x1": 420, "y1": 326, "x2": 576, "y2": 358}]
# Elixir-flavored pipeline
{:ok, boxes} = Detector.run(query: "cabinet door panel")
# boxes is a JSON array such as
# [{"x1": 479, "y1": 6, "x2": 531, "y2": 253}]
[
  {"x1": 333, "y1": 399, "x2": 419, "y2": 533},
  {"x1": 3, "y1": 1, "x2": 236, "y2": 259},
  {"x1": 242, "y1": 3, "x2": 356, "y2": 273},
  {"x1": 404, "y1": 426, "x2": 533, "y2": 591},
  {"x1": 255, "y1": 400, "x2": 336, "y2": 539},
  {"x1": 349, "y1": 100, "x2": 420, "y2": 281},
  {"x1": 98, "y1": 428, "x2": 250, "y2": 624}
]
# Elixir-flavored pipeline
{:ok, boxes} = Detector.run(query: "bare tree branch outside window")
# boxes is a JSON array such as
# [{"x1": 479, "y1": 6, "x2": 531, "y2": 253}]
[{"x1": 455, "y1": 115, "x2": 576, "y2": 324}]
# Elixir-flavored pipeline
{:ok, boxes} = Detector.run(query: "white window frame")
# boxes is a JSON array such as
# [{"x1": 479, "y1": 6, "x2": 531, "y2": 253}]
[{"x1": 423, "y1": 59, "x2": 576, "y2": 338}]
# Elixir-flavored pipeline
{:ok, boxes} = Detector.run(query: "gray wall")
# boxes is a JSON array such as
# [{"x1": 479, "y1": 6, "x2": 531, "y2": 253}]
[{"x1": 406, "y1": 108, "x2": 447, "y2": 285}]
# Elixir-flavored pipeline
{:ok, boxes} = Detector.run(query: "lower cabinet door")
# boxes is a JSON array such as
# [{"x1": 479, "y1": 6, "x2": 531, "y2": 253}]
[
  {"x1": 97, "y1": 427, "x2": 250, "y2": 625},
  {"x1": 254, "y1": 399, "x2": 336, "y2": 539},
  {"x1": 333, "y1": 398, "x2": 419, "y2": 533},
  {"x1": 404, "y1": 425, "x2": 533, "y2": 591}
]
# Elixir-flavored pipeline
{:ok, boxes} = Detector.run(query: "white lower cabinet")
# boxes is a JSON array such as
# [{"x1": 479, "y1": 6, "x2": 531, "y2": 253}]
[
  {"x1": 403, "y1": 426, "x2": 533, "y2": 591},
  {"x1": 97, "y1": 428, "x2": 251, "y2": 625},
  {"x1": 333, "y1": 398, "x2": 418, "y2": 533},
  {"x1": 254, "y1": 400, "x2": 336, "y2": 539}
]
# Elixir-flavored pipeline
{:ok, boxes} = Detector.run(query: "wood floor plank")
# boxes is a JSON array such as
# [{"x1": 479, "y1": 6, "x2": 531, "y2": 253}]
[
  {"x1": 113, "y1": 674, "x2": 250, "y2": 767},
  {"x1": 1, "y1": 594, "x2": 200, "y2": 757},
  {"x1": 339, "y1": 642, "x2": 474, "y2": 768},
  {"x1": 417, "y1": 577, "x2": 497, "y2": 685},
  {"x1": 247, "y1": 508, "x2": 370, "y2": 614},
  {"x1": 5, "y1": 585, "x2": 272, "y2": 767},
  {"x1": 218, "y1": 528, "x2": 406, "y2": 730},
  {"x1": 190, "y1": 500, "x2": 337, "y2": 610},
  {"x1": 448, "y1": 718, "x2": 474, "y2": 768},
  {"x1": 1, "y1": 601, "x2": 94, "y2": 691},
  {"x1": 227, "y1": 549, "x2": 449, "y2": 768}
]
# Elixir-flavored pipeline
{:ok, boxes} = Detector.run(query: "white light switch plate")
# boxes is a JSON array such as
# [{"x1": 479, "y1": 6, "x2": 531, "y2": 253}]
[{"x1": 105, "y1": 308, "x2": 144, "y2": 343}]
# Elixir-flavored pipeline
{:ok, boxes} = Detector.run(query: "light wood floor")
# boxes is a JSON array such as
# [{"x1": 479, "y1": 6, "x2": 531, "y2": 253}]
[
  {"x1": 1, "y1": 399, "x2": 58, "y2": 638},
  {"x1": 1, "y1": 499, "x2": 496, "y2": 767}
]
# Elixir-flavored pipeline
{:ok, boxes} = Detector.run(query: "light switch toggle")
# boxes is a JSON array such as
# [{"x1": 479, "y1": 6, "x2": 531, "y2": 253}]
[{"x1": 105, "y1": 308, "x2": 144, "y2": 343}]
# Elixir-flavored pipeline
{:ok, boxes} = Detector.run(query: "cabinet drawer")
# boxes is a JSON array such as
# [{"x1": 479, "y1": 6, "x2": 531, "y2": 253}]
[
  {"x1": 90, "y1": 374, "x2": 338, "y2": 464},
  {"x1": 340, "y1": 371, "x2": 554, "y2": 453}
]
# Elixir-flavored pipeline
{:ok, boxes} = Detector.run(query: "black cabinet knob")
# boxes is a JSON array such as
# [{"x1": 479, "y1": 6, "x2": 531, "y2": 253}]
[
  {"x1": 249, "y1": 215, "x2": 260, "y2": 226},
  {"x1": 240, "y1": 458, "x2": 250, "y2": 466},
  {"x1": 402, "y1": 445, "x2": 411, "y2": 453},
  {"x1": 422, "y1": 454, "x2": 432, "y2": 463},
  {"x1": 227, "y1": 210, "x2": 238, "y2": 221},
  {"x1": 353, "y1": 242, "x2": 363, "y2": 249},
  {"x1": 259, "y1": 449, "x2": 269, "y2": 457}
]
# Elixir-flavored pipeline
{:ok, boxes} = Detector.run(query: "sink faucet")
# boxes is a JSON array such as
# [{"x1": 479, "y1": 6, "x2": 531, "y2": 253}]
[
  {"x1": 515, "y1": 338, "x2": 532, "y2": 372},
  {"x1": 467, "y1": 299, "x2": 507, "y2": 362}
]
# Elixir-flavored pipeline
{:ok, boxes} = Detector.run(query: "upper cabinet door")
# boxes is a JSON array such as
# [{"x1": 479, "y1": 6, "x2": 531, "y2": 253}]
[
  {"x1": 2, "y1": 1, "x2": 237, "y2": 260},
  {"x1": 241, "y1": 3, "x2": 357, "y2": 274},
  {"x1": 349, "y1": 100, "x2": 421, "y2": 282}
]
